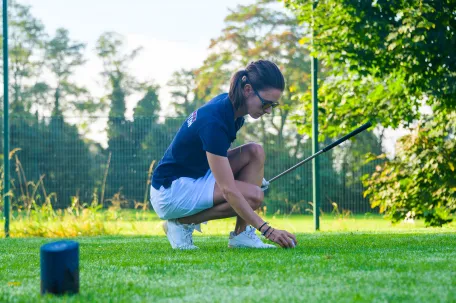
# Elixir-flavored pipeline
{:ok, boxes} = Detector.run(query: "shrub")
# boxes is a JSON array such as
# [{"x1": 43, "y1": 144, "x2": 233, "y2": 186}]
[{"x1": 363, "y1": 111, "x2": 456, "y2": 227}]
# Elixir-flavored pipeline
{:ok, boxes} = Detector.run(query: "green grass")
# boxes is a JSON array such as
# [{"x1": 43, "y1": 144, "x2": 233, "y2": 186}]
[
  {"x1": 3, "y1": 211, "x2": 455, "y2": 237},
  {"x1": 1, "y1": 216, "x2": 456, "y2": 302}
]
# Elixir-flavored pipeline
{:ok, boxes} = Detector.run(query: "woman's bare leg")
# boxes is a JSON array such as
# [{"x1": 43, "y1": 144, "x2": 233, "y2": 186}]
[{"x1": 178, "y1": 143, "x2": 265, "y2": 233}]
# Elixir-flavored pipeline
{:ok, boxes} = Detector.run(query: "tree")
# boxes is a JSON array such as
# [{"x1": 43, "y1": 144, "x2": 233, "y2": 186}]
[
  {"x1": 43, "y1": 27, "x2": 98, "y2": 206},
  {"x1": 133, "y1": 84, "x2": 161, "y2": 121},
  {"x1": 285, "y1": 0, "x2": 455, "y2": 132},
  {"x1": 126, "y1": 84, "x2": 164, "y2": 202},
  {"x1": 167, "y1": 69, "x2": 204, "y2": 117},
  {"x1": 42, "y1": 117, "x2": 96, "y2": 207},
  {"x1": 96, "y1": 32, "x2": 141, "y2": 201},
  {"x1": 0, "y1": 1, "x2": 46, "y2": 113},
  {"x1": 0, "y1": 2, "x2": 100, "y2": 209},
  {"x1": 285, "y1": 0, "x2": 456, "y2": 224},
  {"x1": 45, "y1": 28, "x2": 100, "y2": 117},
  {"x1": 364, "y1": 111, "x2": 456, "y2": 226},
  {"x1": 333, "y1": 130, "x2": 384, "y2": 212},
  {"x1": 96, "y1": 32, "x2": 166, "y2": 205}
]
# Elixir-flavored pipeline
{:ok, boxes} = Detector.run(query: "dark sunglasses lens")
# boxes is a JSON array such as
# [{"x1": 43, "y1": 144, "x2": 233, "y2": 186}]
[{"x1": 263, "y1": 102, "x2": 279, "y2": 110}]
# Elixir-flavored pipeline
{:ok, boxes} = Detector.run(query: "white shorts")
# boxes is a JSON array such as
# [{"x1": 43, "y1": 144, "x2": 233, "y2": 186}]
[{"x1": 149, "y1": 169, "x2": 216, "y2": 220}]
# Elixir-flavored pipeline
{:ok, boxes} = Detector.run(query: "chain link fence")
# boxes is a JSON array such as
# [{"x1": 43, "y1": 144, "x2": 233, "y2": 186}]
[{"x1": 0, "y1": 115, "x2": 383, "y2": 215}]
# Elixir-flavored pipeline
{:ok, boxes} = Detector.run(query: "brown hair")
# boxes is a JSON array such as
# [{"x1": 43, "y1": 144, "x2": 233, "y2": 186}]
[{"x1": 229, "y1": 60, "x2": 285, "y2": 110}]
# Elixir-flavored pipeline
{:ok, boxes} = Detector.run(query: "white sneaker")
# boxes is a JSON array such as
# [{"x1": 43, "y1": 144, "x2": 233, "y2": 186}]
[
  {"x1": 163, "y1": 220, "x2": 198, "y2": 250},
  {"x1": 228, "y1": 226, "x2": 276, "y2": 248}
]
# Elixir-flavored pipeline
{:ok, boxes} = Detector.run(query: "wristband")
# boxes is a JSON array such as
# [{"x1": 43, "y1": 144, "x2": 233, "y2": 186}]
[
  {"x1": 258, "y1": 222, "x2": 268, "y2": 232},
  {"x1": 262, "y1": 226, "x2": 271, "y2": 236}
]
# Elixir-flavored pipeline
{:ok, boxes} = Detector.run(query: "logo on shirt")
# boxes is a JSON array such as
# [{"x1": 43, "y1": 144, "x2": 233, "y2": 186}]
[{"x1": 187, "y1": 110, "x2": 198, "y2": 127}]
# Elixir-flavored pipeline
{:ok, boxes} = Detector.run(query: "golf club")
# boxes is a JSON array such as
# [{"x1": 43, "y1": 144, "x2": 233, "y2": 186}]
[{"x1": 267, "y1": 121, "x2": 373, "y2": 184}]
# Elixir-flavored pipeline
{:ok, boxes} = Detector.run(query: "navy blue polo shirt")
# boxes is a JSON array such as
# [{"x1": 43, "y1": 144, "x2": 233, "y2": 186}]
[{"x1": 152, "y1": 93, "x2": 245, "y2": 190}]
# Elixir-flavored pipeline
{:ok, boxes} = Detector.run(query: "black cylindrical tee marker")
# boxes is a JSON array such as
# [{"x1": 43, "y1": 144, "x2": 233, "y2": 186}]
[{"x1": 40, "y1": 240, "x2": 79, "y2": 295}]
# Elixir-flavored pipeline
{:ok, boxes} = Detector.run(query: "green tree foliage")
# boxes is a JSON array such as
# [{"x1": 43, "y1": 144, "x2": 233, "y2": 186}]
[
  {"x1": 0, "y1": 1, "x2": 46, "y2": 113},
  {"x1": 133, "y1": 84, "x2": 161, "y2": 121},
  {"x1": 139, "y1": 118, "x2": 183, "y2": 174},
  {"x1": 167, "y1": 69, "x2": 204, "y2": 116},
  {"x1": 96, "y1": 32, "x2": 138, "y2": 201},
  {"x1": 39, "y1": 27, "x2": 96, "y2": 206},
  {"x1": 96, "y1": 32, "x2": 140, "y2": 122},
  {"x1": 0, "y1": 2, "x2": 98, "y2": 208},
  {"x1": 96, "y1": 33, "x2": 169, "y2": 204},
  {"x1": 285, "y1": 0, "x2": 455, "y2": 130},
  {"x1": 42, "y1": 117, "x2": 96, "y2": 207},
  {"x1": 334, "y1": 130, "x2": 384, "y2": 212},
  {"x1": 6, "y1": 115, "x2": 96, "y2": 209},
  {"x1": 364, "y1": 112, "x2": 456, "y2": 226},
  {"x1": 45, "y1": 28, "x2": 99, "y2": 116},
  {"x1": 127, "y1": 84, "x2": 165, "y2": 203},
  {"x1": 286, "y1": 0, "x2": 456, "y2": 223}
]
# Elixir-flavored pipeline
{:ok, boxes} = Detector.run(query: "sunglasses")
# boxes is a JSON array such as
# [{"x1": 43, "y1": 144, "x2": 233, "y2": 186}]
[
  {"x1": 250, "y1": 86, "x2": 280, "y2": 110},
  {"x1": 246, "y1": 82, "x2": 280, "y2": 110}
]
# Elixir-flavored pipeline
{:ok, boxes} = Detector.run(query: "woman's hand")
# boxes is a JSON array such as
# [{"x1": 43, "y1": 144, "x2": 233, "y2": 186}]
[{"x1": 260, "y1": 225, "x2": 297, "y2": 248}]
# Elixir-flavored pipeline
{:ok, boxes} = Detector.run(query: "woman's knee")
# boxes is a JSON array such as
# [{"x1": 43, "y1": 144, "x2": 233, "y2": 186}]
[
  {"x1": 247, "y1": 186, "x2": 264, "y2": 210},
  {"x1": 244, "y1": 143, "x2": 265, "y2": 163}
]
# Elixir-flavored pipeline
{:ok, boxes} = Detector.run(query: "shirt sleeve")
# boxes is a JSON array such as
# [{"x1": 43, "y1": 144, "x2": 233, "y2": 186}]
[{"x1": 198, "y1": 123, "x2": 231, "y2": 157}]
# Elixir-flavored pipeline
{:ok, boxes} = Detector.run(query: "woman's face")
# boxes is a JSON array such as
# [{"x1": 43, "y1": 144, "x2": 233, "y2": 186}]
[{"x1": 243, "y1": 84, "x2": 282, "y2": 119}]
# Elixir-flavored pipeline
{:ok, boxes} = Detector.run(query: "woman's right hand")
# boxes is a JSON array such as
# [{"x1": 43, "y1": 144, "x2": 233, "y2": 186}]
[{"x1": 265, "y1": 228, "x2": 297, "y2": 249}]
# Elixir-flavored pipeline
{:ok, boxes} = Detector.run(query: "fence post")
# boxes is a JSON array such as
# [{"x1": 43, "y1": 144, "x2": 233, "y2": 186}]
[
  {"x1": 3, "y1": 0, "x2": 10, "y2": 238},
  {"x1": 311, "y1": 0, "x2": 320, "y2": 231}
]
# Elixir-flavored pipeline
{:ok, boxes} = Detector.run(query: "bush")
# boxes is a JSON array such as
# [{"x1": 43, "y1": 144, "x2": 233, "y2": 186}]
[{"x1": 363, "y1": 111, "x2": 456, "y2": 227}]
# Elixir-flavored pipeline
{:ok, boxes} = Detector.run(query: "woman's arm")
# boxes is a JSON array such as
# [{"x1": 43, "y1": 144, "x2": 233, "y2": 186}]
[{"x1": 206, "y1": 151, "x2": 264, "y2": 229}]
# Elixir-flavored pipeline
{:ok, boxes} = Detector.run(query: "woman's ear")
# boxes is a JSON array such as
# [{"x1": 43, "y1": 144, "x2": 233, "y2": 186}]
[{"x1": 243, "y1": 84, "x2": 252, "y2": 98}]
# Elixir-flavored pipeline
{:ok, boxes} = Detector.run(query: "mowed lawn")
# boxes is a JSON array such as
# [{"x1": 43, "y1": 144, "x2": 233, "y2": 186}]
[{"x1": 1, "y1": 216, "x2": 456, "y2": 302}]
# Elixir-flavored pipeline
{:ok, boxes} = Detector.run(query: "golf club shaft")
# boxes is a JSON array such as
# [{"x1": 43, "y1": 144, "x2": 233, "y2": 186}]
[
  {"x1": 322, "y1": 121, "x2": 372, "y2": 153},
  {"x1": 268, "y1": 150, "x2": 323, "y2": 183},
  {"x1": 267, "y1": 121, "x2": 372, "y2": 184}
]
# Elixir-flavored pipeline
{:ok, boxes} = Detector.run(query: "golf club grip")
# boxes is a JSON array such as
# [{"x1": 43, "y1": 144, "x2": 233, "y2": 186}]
[{"x1": 322, "y1": 121, "x2": 372, "y2": 152}]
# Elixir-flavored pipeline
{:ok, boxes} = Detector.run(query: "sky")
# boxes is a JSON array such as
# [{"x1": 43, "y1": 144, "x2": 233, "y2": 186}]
[
  {"x1": 19, "y1": 0, "x2": 257, "y2": 146},
  {"x1": 21, "y1": 0, "x2": 256, "y2": 117},
  {"x1": 19, "y1": 0, "x2": 407, "y2": 154}
]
